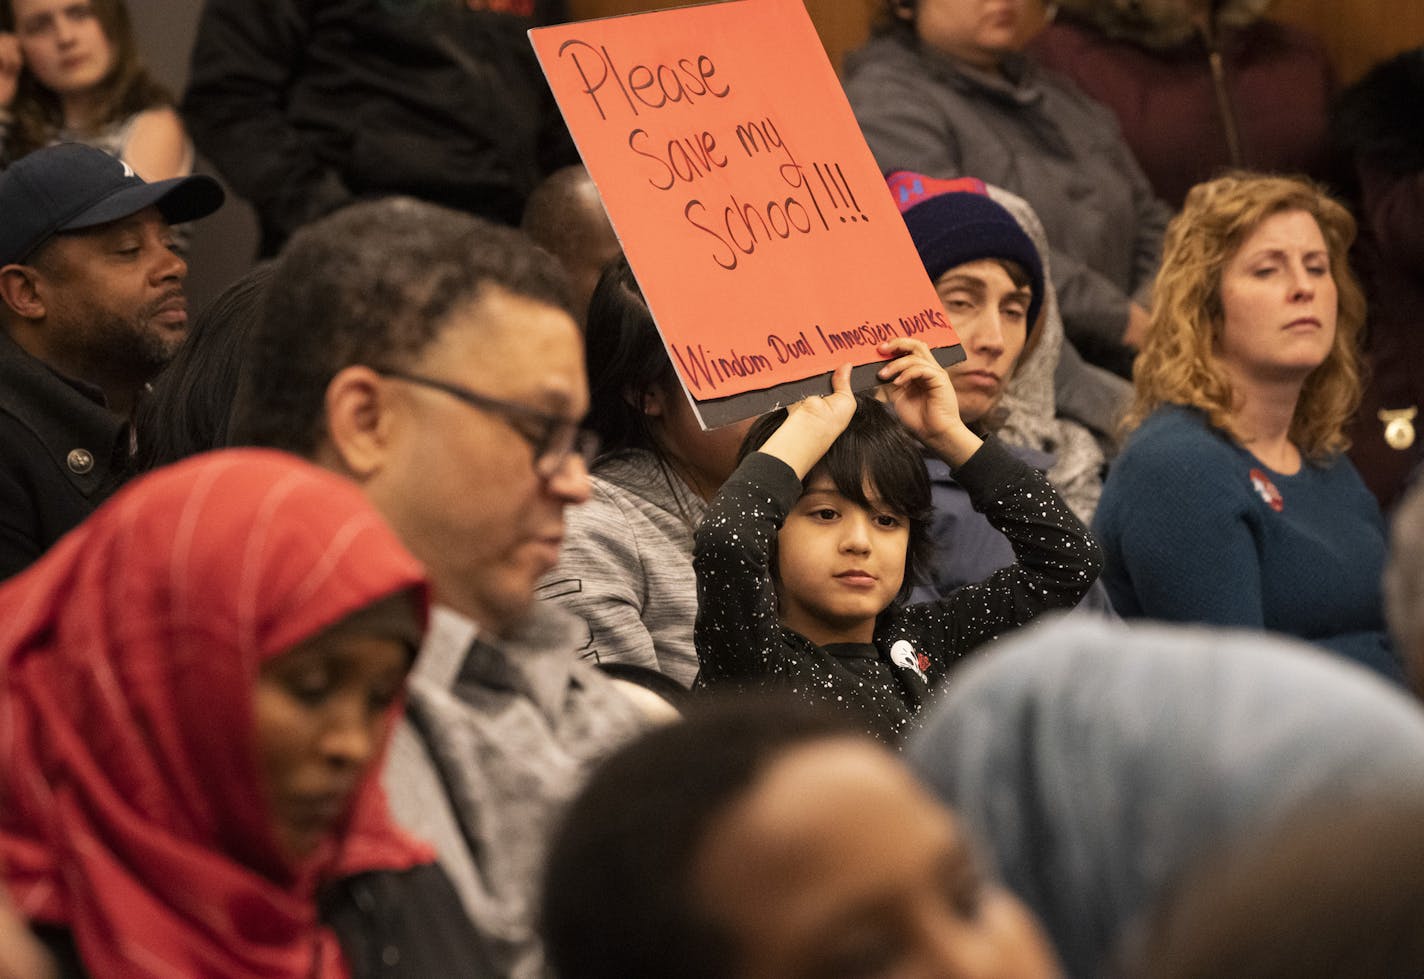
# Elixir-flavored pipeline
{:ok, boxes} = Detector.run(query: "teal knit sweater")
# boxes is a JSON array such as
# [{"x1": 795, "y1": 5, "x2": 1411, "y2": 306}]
[{"x1": 1094, "y1": 405, "x2": 1402, "y2": 681}]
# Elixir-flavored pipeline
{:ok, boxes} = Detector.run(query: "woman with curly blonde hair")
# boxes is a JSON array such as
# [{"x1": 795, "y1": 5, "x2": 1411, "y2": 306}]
[{"x1": 1094, "y1": 173, "x2": 1401, "y2": 680}]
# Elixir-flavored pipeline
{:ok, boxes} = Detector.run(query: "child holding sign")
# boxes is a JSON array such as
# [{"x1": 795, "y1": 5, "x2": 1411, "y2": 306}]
[{"x1": 693, "y1": 341, "x2": 1101, "y2": 742}]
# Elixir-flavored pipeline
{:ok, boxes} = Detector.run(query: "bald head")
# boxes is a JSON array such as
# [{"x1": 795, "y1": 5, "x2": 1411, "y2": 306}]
[{"x1": 522, "y1": 166, "x2": 622, "y2": 328}]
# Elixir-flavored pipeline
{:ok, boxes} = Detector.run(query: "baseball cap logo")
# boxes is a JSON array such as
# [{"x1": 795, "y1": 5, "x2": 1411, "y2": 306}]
[{"x1": 0, "y1": 143, "x2": 224, "y2": 266}]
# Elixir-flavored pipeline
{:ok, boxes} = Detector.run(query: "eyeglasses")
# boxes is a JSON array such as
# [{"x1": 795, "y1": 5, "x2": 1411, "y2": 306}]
[{"x1": 374, "y1": 367, "x2": 599, "y2": 479}]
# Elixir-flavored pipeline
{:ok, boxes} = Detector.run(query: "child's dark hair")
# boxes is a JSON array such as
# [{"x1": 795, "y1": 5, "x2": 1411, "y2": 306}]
[{"x1": 739, "y1": 394, "x2": 933, "y2": 605}]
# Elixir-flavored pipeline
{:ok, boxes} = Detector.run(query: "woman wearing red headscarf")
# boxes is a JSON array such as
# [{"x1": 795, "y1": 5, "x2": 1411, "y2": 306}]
[{"x1": 0, "y1": 449, "x2": 492, "y2": 977}]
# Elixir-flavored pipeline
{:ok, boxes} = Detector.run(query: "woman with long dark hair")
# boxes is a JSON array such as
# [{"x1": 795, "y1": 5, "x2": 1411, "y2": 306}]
[{"x1": 541, "y1": 256, "x2": 753, "y2": 687}]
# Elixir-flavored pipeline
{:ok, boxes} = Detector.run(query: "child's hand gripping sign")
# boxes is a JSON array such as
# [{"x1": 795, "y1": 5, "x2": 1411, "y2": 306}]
[{"x1": 530, "y1": 0, "x2": 963, "y2": 429}]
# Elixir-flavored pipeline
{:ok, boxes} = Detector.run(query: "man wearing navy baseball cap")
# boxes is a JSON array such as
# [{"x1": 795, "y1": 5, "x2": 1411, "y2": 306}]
[{"x1": 0, "y1": 143, "x2": 224, "y2": 578}]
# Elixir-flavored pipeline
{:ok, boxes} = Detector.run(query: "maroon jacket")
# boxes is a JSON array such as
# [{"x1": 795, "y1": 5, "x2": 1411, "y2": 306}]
[{"x1": 1030, "y1": 9, "x2": 1333, "y2": 208}]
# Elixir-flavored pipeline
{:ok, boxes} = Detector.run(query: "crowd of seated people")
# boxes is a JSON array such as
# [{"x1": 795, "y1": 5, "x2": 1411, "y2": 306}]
[{"x1": 1, "y1": 1, "x2": 1422, "y2": 976}]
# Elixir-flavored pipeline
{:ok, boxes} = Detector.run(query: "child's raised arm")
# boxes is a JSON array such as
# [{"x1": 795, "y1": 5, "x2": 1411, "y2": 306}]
[
  {"x1": 876, "y1": 338, "x2": 983, "y2": 467},
  {"x1": 755, "y1": 362, "x2": 858, "y2": 478}
]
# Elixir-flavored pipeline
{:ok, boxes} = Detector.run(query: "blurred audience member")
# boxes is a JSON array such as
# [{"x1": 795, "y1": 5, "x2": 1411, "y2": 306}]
[
  {"x1": 1095, "y1": 173, "x2": 1399, "y2": 679},
  {"x1": 889, "y1": 171, "x2": 1115, "y2": 613},
  {"x1": 0, "y1": 0, "x2": 190, "y2": 180},
  {"x1": 183, "y1": 0, "x2": 576, "y2": 256},
  {"x1": 1032, "y1": 0, "x2": 1334, "y2": 208},
  {"x1": 1331, "y1": 46, "x2": 1424, "y2": 512},
  {"x1": 1131, "y1": 801, "x2": 1424, "y2": 978},
  {"x1": 231, "y1": 198, "x2": 644, "y2": 977},
  {"x1": 129, "y1": 262, "x2": 271, "y2": 474},
  {"x1": 888, "y1": 171, "x2": 1106, "y2": 541},
  {"x1": 844, "y1": 0, "x2": 1171, "y2": 376},
  {"x1": 692, "y1": 357, "x2": 1098, "y2": 743},
  {"x1": 521, "y1": 165, "x2": 620, "y2": 329},
  {"x1": 0, "y1": 449, "x2": 491, "y2": 977},
  {"x1": 0, "y1": 143, "x2": 221, "y2": 578},
  {"x1": 909, "y1": 616, "x2": 1424, "y2": 979},
  {"x1": 543, "y1": 700, "x2": 1060, "y2": 979},
  {"x1": 1385, "y1": 474, "x2": 1424, "y2": 693},
  {"x1": 539, "y1": 256, "x2": 752, "y2": 688},
  {"x1": 980, "y1": 184, "x2": 1128, "y2": 512}
]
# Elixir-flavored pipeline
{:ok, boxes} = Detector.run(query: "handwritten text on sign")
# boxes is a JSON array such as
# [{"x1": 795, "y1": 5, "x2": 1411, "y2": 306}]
[
  {"x1": 531, "y1": 0, "x2": 958, "y2": 410},
  {"x1": 557, "y1": 40, "x2": 879, "y2": 273}
]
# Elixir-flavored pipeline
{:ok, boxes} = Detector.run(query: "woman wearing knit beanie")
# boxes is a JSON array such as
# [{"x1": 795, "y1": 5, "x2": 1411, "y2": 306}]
[{"x1": 889, "y1": 169, "x2": 1112, "y2": 611}]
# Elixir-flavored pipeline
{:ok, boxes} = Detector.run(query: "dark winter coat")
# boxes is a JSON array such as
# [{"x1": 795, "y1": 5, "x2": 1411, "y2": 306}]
[
  {"x1": 181, "y1": 0, "x2": 577, "y2": 255},
  {"x1": 0, "y1": 331, "x2": 127, "y2": 580},
  {"x1": 1332, "y1": 47, "x2": 1424, "y2": 511}
]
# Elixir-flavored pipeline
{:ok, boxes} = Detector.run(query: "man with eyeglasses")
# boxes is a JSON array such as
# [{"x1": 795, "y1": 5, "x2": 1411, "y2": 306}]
[{"x1": 230, "y1": 197, "x2": 648, "y2": 978}]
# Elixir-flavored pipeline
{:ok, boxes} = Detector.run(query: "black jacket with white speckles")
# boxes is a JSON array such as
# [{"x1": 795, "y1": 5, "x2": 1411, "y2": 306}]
[{"x1": 692, "y1": 439, "x2": 1103, "y2": 743}]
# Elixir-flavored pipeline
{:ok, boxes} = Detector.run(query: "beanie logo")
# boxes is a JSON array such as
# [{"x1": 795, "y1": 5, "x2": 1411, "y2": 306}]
[
  {"x1": 884, "y1": 169, "x2": 989, "y2": 214},
  {"x1": 897, "y1": 177, "x2": 924, "y2": 207}
]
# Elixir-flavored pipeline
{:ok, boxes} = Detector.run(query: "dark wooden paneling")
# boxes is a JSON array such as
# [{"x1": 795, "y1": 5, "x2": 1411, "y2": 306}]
[
  {"x1": 568, "y1": 0, "x2": 1424, "y2": 82},
  {"x1": 1272, "y1": 0, "x2": 1424, "y2": 83}
]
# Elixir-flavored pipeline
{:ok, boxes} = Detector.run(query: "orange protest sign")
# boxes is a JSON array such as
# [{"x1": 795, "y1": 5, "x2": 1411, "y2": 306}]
[{"x1": 530, "y1": 0, "x2": 961, "y2": 427}]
